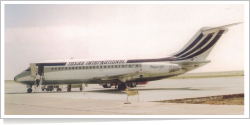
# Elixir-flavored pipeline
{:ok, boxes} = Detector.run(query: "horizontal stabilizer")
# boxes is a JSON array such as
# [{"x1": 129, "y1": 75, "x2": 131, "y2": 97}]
[{"x1": 201, "y1": 22, "x2": 243, "y2": 35}]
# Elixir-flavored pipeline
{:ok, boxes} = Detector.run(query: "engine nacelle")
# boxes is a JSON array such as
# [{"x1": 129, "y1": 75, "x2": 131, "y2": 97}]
[{"x1": 169, "y1": 64, "x2": 181, "y2": 73}]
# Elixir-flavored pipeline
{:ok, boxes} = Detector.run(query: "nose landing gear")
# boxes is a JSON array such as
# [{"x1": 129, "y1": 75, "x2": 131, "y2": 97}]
[{"x1": 27, "y1": 85, "x2": 32, "y2": 93}]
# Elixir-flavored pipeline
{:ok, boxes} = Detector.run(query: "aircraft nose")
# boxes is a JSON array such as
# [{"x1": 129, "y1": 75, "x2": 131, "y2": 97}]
[{"x1": 14, "y1": 76, "x2": 18, "y2": 83}]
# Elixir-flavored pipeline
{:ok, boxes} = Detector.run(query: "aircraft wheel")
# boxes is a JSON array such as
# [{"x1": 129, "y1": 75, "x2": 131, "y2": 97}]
[
  {"x1": 102, "y1": 84, "x2": 107, "y2": 88},
  {"x1": 106, "y1": 83, "x2": 112, "y2": 88},
  {"x1": 130, "y1": 82, "x2": 137, "y2": 87},
  {"x1": 27, "y1": 88, "x2": 32, "y2": 93},
  {"x1": 118, "y1": 83, "x2": 127, "y2": 91},
  {"x1": 103, "y1": 83, "x2": 112, "y2": 88}
]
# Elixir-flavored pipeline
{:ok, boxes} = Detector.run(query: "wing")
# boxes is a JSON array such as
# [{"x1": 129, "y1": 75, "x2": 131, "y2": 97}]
[{"x1": 93, "y1": 71, "x2": 147, "y2": 82}]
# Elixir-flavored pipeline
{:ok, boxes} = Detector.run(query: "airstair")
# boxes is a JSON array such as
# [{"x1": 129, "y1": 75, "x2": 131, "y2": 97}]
[{"x1": 30, "y1": 63, "x2": 45, "y2": 93}]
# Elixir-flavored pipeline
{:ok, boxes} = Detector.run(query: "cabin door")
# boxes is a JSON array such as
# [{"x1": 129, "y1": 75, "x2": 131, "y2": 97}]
[
  {"x1": 38, "y1": 64, "x2": 44, "y2": 76},
  {"x1": 38, "y1": 64, "x2": 45, "y2": 84},
  {"x1": 38, "y1": 64, "x2": 45, "y2": 85},
  {"x1": 30, "y1": 63, "x2": 38, "y2": 77}
]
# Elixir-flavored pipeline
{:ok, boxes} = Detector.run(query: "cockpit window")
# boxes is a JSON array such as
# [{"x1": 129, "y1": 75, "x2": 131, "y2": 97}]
[{"x1": 25, "y1": 67, "x2": 31, "y2": 71}]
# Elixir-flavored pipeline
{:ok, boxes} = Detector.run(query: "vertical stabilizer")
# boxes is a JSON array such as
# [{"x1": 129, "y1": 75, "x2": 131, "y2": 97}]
[{"x1": 171, "y1": 23, "x2": 242, "y2": 61}]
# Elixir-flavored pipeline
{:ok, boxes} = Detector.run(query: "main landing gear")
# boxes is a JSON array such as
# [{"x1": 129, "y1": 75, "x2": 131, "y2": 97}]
[
  {"x1": 116, "y1": 82, "x2": 138, "y2": 91},
  {"x1": 101, "y1": 82, "x2": 138, "y2": 91},
  {"x1": 130, "y1": 82, "x2": 137, "y2": 87},
  {"x1": 118, "y1": 83, "x2": 127, "y2": 91},
  {"x1": 102, "y1": 83, "x2": 112, "y2": 88}
]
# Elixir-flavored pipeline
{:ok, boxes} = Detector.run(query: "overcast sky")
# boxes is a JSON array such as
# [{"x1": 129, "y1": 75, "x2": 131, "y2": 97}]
[{"x1": 4, "y1": 4, "x2": 245, "y2": 80}]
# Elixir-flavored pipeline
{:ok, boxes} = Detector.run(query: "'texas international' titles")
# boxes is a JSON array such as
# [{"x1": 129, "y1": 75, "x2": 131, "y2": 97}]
[{"x1": 68, "y1": 60, "x2": 126, "y2": 66}]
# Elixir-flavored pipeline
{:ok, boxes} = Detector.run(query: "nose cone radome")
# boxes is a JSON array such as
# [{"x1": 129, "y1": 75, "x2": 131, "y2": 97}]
[{"x1": 14, "y1": 76, "x2": 18, "y2": 83}]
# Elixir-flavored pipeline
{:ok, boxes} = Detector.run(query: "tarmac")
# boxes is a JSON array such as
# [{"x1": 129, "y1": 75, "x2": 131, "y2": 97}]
[{"x1": 4, "y1": 76, "x2": 244, "y2": 115}]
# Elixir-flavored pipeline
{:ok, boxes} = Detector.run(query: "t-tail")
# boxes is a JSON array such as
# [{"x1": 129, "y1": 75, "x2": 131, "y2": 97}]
[{"x1": 171, "y1": 22, "x2": 242, "y2": 63}]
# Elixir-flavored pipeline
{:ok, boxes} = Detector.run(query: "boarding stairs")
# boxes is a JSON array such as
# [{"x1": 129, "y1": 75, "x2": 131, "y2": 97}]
[{"x1": 34, "y1": 76, "x2": 43, "y2": 93}]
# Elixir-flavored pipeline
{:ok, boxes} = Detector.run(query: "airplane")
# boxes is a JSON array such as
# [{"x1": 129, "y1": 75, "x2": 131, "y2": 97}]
[{"x1": 14, "y1": 23, "x2": 242, "y2": 93}]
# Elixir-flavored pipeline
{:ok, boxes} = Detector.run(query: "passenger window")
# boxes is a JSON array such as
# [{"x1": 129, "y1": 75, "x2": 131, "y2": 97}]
[
  {"x1": 115, "y1": 65, "x2": 117, "y2": 68},
  {"x1": 104, "y1": 66, "x2": 106, "y2": 68},
  {"x1": 93, "y1": 66, "x2": 95, "y2": 69},
  {"x1": 111, "y1": 65, "x2": 113, "y2": 68},
  {"x1": 58, "y1": 67, "x2": 60, "y2": 70},
  {"x1": 76, "y1": 67, "x2": 78, "y2": 69},
  {"x1": 65, "y1": 67, "x2": 67, "y2": 70},
  {"x1": 72, "y1": 67, "x2": 74, "y2": 70},
  {"x1": 55, "y1": 68, "x2": 57, "y2": 70},
  {"x1": 69, "y1": 67, "x2": 71, "y2": 70},
  {"x1": 89, "y1": 66, "x2": 92, "y2": 69},
  {"x1": 129, "y1": 65, "x2": 131, "y2": 68},
  {"x1": 82, "y1": 66, "x2": 85, "y2": 69},
  {"x1": 86, "y1": 66, "x2": 88, "y2": 69},
  {"x1": 122, "y1": 65, "x2": 124, "y2": 68},
  {"x1": 96, "y1": 66, "x2": 99, "y2": 68},
  {"x1": 108, "y1": 66, "x2": 110, "y2": 68},
  {"x1": 79, "y1": 67, "x2": 81, "y2": 69},
  {"x1": 136, "y1": 65, "x2": 138, "y2": 67},
  {"x1": 52, "y1": 68, "x2": 54, "y2": 70},
  {"x1": 62, "y1": 67, "x2": 64, "y2": 70}
]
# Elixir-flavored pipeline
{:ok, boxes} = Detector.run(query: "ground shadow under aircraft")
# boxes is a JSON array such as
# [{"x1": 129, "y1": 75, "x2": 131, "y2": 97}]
[{"x1": 5, "y1": 86, "x2": 204, "y2": 95}]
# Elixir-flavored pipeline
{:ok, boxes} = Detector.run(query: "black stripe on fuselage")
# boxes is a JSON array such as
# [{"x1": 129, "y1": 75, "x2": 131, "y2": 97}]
[
  {"x1": 174, "y1": 33, "x2": 204, "y2": 57},
  {"x1": 126, "y1": 57, "x2": 178, "y2": 63},
  {"x1": 183, "y1": 30, "x2": 225, "y2": 59},
  {"x1": 36, "y1": 62, "x2": 67, "y2": 66},
  {"x1": 179, "y1": 33, "x2": 214, "y2": 58}
]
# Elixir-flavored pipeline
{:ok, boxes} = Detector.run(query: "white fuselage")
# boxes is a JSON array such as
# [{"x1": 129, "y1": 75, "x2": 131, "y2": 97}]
[{"x1": 15, "y1": 59, "x2": 194, "y2": 86}]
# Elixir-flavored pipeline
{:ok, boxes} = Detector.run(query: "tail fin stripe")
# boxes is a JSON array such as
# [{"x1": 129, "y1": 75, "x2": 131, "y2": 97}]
[
  {"x1": 179, "y1": 33, "x2": 214, "y2": 57},
  {"x1": 174, "y1": 33, "x2": 204, "y2": 57},
  {"x1": 185, "y1": 30, "x2": 225, "y2": 59}
]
